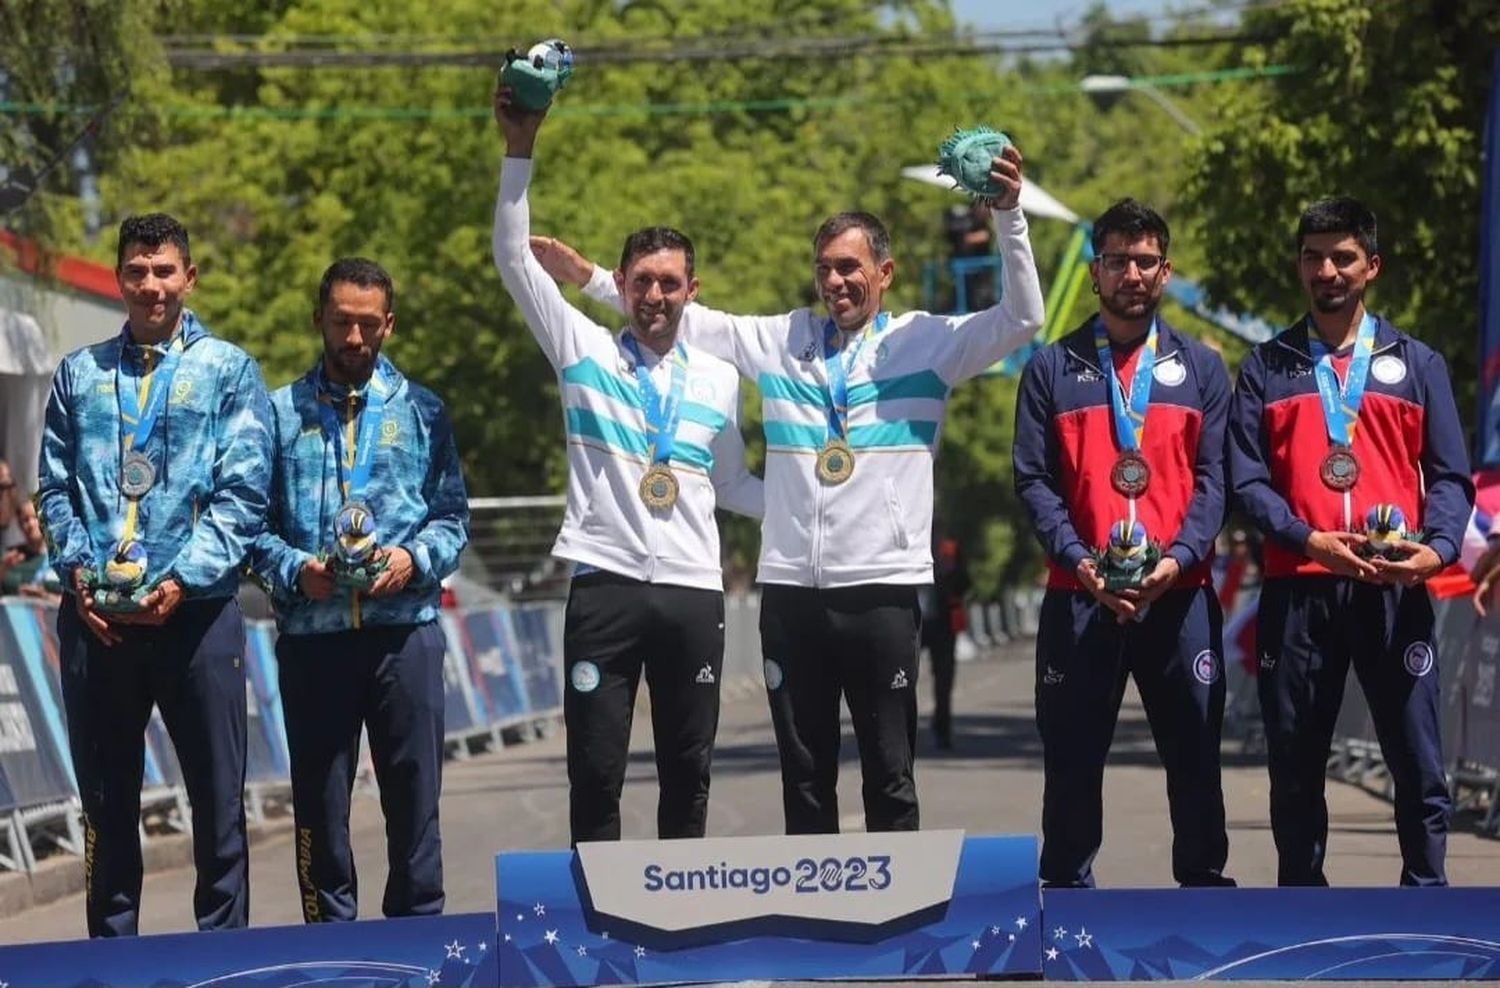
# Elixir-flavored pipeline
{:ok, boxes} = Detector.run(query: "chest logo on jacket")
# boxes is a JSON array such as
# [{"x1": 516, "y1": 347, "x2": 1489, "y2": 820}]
[
  {"x1": 1152, "y1": 357, "x2": 1186, "y2": 387},
  {"x1": 379, "y1": 420, "x2": 401, "y2": 447},
  {"x1": 1371, "y1": 354, "x2": 1406, "y2": 385},
  {"x1": 689, "y1": 376, "x2": 717, "y2": 403}
]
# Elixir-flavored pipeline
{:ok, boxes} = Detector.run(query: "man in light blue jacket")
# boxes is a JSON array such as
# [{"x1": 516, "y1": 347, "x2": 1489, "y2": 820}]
[
  {"x1": 251, "y1": 258, "x2": 468, "y2": 922},
  {"x1": 37, "y1": 213, "x2": 272, "y2": 937}
]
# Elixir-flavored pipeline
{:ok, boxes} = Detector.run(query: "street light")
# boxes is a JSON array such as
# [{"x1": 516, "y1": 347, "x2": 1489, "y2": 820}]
[{"x1": 1079, "y1": 73, "x2": 1204, "y2": 136}]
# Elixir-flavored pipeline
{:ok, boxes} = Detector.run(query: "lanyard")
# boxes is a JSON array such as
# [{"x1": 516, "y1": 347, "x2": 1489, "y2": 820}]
[
  {"x1": 622, "y1": 335, "x2": 687, "y2": 465},
  {"x1": 1093, "y1": 317, "x2": 1158, "y2": 453},
  {"x1": 1307, "y1": 312, "x2": 1376, "y2": 448},
  {"x1": 317, "y1": 366, "x2": 391, "y2": 502},
  {"x1": 821, "y1": 312, "x2": 889, "y2": 440},
  {"x1": 117, "y1": 328, "x2": 186, "y2": 454}
]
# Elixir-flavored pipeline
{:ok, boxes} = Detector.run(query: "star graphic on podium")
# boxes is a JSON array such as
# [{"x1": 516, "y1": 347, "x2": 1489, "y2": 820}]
[
  {"x1": 480, "y1": 941, "x2": 489, "y2": 951},
  {"x1": 445, "y1": 940, "x2": 465, "y2": 960},
  {"x1": 1015, "y1": 916, "x2": 1028, "y2": 930},
  {"x1": 1053, "y1": 926, "x2": 1067, "y2": 941},
  {"x1": 503, "y1": 934, "x2": 511, "y2": 943},
  {"x1": 577, "y1": 945, "x2": 588, "y2": 957},
  {"x1": 634, "y1": 945, "x2": 647, "y2": 958},
  {"x1": 544, "y1": 929, "x2": 560, "y2": 945},
  {"x1": 1074, "y1": 927, "x2": 1093, "y2": 949},
  {"x1": 1045, "y1": 947, "x2": 1060, "y2": 962},
  {"x1": 533, "y1": 902, "x2": 547, "y2": 917},
  {"x1": 426, "y1": 970, "x2": 440, "y2": 986},
  {"x1": 601, "y1": 931, "x2": 610, "y2": 940},
  {"x1": 971, "y1": 940, "x2": 981, "y2": 950},
  {"x1": 990, "y1": 925, "x2": 1001, "y2": 935}
]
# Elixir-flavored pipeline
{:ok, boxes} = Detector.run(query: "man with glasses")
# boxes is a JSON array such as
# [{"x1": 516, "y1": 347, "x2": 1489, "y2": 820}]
[
  {"x1": 1228, "y1": 196, "x2": 1471, "y2": 886},
  {"x1": 1013, "y1": 199, "x2": 1235, "y2": 888},
  {"x1": 37, "y1": 213, "x2": 271, "y2": 935}
]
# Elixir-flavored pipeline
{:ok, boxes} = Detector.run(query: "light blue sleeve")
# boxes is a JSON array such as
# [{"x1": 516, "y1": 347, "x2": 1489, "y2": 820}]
[
  {"x1": 165, "y1": 353, "x2": 274, "y2": 591},
  {"x1": 36, "y1": 360, "x2": 94, "y2": 584},
  {"x1": 402, "y1": 398, "x2": 469, "y2": 586},
  {"x1": 247, "y1": 397, "x2": 315, "y2": 597}
]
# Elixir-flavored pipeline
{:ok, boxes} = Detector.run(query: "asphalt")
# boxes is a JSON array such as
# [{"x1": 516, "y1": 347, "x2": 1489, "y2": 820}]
[{"x1": 2, "y1": 640, "x2": 1497, "y2": 951}]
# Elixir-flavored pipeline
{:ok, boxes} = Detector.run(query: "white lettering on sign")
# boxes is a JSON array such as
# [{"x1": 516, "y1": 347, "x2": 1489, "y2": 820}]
[
  {"x1": 0, "y1": 665, "x2": 19, "y2": 695},
  {"x1": 576, "y1": 829, "x2": 964, "y2": 931}
]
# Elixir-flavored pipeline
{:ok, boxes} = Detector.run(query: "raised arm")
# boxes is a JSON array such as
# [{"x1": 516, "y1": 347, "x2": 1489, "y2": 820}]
[
  {"x1": 491, "y1": 90, "x2": 605, "y2": 369},
  {"x1": 933, "y1": 150, "x2": 1046, "y2": 384}
]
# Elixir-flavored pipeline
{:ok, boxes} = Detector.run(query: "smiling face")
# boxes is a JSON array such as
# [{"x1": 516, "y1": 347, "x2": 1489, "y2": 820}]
[
  {"x1": 117, "y1": 242, "x2": 196, "y2": 340},
  {"x1": 1298, "y1": 231, "x2": 1381, "y2": 316},
  {"x1": 614, "y1": 248, "x2": 699, "y2": 352},
  {"x1": 814, "y1": 227, "x2": 895, "y2": 333}
]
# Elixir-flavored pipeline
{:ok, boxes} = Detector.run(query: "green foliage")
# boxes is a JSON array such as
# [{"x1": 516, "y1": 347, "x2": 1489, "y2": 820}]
[
  {"x1": 1183, "y1": 0, "x2": 1500, "y2": 416},
  {"x1": 12, "y1": 0, "x2": 1386, "y2": 592}
]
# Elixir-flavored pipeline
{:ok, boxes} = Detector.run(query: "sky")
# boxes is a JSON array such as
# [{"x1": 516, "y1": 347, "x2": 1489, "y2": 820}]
[{"x1": 950, "y1": 0, "x2": 1178, "y2": 32}]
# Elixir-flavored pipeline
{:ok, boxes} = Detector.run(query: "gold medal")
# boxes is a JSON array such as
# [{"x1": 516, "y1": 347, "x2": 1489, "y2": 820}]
[
  {"x1": 639, "y1": 464, "x2": 679, "y2": 509},
  {"x1": 816, "y1": 439, "x2": 855, "y2": 485}
]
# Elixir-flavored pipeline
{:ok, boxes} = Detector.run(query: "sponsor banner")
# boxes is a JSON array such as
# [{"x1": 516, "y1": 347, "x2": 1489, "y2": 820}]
[
  {"x1": 496, "y1": 833, "x2": 1041, "y2": 985},
  {"x1": 0, "y1": 910, "x2": 498, "y2": 987},
  {"x1": 1043, "y1": 887, "x2": 1500, "y2": 980}
]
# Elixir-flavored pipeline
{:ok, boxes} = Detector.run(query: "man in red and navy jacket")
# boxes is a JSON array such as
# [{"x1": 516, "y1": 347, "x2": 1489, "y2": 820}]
[
  {"x1": 1229, "y1": 196, "x2": 1472, "y2": 887},
  {"x1": 1015, "y1": 200, "x2": 1234, "y2": 888}
]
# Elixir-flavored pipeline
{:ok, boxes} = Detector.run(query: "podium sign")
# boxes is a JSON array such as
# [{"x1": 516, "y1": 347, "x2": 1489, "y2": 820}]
[{"x1": 497, "y1": 831, "x2": 1041, "y2": 985}]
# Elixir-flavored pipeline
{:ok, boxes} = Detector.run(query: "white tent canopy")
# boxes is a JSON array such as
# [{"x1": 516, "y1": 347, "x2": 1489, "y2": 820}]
[
  {"x1": 899, "y1": 164, "x2": 1081, "y2": 224},
  {"x1": 0, "y1": 307, "x2": 52, "y2": 495}
]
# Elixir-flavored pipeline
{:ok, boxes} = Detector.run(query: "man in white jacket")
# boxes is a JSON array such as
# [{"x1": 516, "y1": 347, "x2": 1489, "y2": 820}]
[
  {"x1": 532, "y1": 140, "x2": 1044, "y2": 835},
  {"x1": 492, "y1": 91, "x2": 762, "y2": 844}
]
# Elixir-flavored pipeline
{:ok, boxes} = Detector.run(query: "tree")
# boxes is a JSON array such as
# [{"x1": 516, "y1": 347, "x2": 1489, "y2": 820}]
[{"x1": 1184, "y1": 0, "x2": 1500, "y2": 422}]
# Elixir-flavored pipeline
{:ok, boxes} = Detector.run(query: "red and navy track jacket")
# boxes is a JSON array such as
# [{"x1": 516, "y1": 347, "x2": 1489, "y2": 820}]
[
  {"x1": 1227, "y1": 315, "x2": 1474, "y2": 579},
  {"x1": 1014, "y1": 318, "x2": 1230, "y2": 591}
]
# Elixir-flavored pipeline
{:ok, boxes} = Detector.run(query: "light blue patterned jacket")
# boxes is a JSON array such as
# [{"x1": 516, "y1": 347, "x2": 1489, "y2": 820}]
[
  {"x1": 37, "y1": 310, "x2": 273, "y2": 599},
  {"x1": 250, "y1": 356, "x2": 470, "y2": 635}
]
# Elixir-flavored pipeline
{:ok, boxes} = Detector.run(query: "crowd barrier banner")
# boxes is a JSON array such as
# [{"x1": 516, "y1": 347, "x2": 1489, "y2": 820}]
[
  {"x1": 495, "y1": 832, "x2": 1042, "y2": 985},
  {"x1": 456, "y1": 609, "x2": 530, "y2": 726},
  {"x1": 511, "y1": 607, "x2": 563, "y2": 716},
  {"x1": 1042, "y1": 887, "x2": 1500, "y2": 980},
  {"x1": 244, "y1": 621, "x2": 291, "y2": 783},
  {"x1": 0, "y1": 910, "x2": 499, "y2": 986},
  {"x1": 1438, "y1": 598, "x2": 1500, "y2": 769},
  {"x1": 0, "y1": 603, "x2": 78, "y2": 811},
  {"x1": 439, "y1": 612, "x2": 488, "y2": 736}
]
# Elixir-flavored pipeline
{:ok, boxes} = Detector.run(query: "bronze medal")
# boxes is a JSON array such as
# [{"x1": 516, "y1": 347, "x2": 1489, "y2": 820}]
[
  {"x1": 816, "y1": 439, "x2": 855, "y2": 485},
  {"x1": 1320, "y1": 447, "x2": 1360, "y2": 492},
  {"x1": 639, "y1": 464, "x2": 679, "y2": 509},
  {"x1": 119, "y1": 451, "x2": 156, "y2": 499},
  {"x1": 1110, "y1": 451, "x2": 1150, "y2": 497}
]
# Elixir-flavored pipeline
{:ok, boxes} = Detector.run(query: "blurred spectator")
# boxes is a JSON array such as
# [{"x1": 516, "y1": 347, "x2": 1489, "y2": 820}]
[
  {"x1": 943, "y1": 203, "x2": 997, "y2": 312},
  {"x1": 921, "y1": 524, "x2": 971, "y2": 750}
]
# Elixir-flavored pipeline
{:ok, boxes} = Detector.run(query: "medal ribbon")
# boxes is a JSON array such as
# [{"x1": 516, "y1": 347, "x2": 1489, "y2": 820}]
[
  {"x1": 317, "y1": 366, "x2": 391, "y2": 503},
  {"x1": 1307, "y1": 312, "x2": 1376, "y2": 449},
  {"x1": 115, "y1": 324, "x2": 187, "y2": 545},
  {"x1": 622, "y1": 335, "x2": 687, "y2": 466},
  {"x1": 821, "y1": 312, "x2": 889, "y2": 442},
  {"x1": 1093, "y1": 317, "x2": 1158, "y2": 454},
  {"x1": 317, "y1": 365, "x2": 392, "y2": 628}
]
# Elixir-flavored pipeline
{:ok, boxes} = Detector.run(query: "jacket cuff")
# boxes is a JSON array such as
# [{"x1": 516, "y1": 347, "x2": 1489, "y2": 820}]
[
  {"x1": 1166, "y1": 543, "x2": 1199, "y2": 573},
  {"x1": 1426, "y1": 534, "x2": 1459, "y2": 569},
  {"x1": 583, "y1": 264, "x2": 615, "y2": 302},
  {"x1": 1058, "y1": 541, "x2": 1092, "y2": 572}
]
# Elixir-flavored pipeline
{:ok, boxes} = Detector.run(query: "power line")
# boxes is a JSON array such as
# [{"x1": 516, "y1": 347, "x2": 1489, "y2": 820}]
[{"x1": 159, "y1": 30, "x2": 1271, "y2": 71}]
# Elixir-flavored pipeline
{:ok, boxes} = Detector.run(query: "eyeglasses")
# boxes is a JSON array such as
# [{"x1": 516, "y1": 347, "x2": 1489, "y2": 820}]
[{"x1": 1098, "y1": 252, "x2": 1166, "y2": 275}]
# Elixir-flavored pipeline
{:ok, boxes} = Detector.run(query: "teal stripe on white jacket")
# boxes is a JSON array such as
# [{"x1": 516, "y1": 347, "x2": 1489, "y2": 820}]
[{"x1": 492, "y1": 158, "x2": 763, "y2": 593}]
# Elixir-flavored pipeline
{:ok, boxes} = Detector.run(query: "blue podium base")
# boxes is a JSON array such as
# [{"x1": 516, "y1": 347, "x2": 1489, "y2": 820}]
[{"x1": 1042, "y1": 887, "x2": 1500, "y2": 981}]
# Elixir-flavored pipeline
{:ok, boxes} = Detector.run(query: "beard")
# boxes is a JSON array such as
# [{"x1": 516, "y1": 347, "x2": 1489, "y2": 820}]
[{"x1": 1099, "y1": 290, "x2": 1159, "y2": 322}]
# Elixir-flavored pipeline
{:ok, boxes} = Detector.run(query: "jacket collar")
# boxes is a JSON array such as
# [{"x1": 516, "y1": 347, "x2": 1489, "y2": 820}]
[
  {"x1": 1272, "y1": 312, "x2": 1401, "y2": 360},
  {"x1": 309, "y1": 353, "x2": 404, "y2": 405},
  {"x1": 1061, "y1": 313, "x2": 1186, "y2": 375},
  {"x1": 119, "y1": 308, "x2": 208, "y2": 354}
]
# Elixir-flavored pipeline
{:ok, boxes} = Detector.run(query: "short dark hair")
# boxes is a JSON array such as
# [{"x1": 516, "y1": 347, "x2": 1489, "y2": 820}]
[
  {"x1": 1091, "y1": 199, "x2": 1170, "y2": 257},
  {"x1": 1297, "y1": 196, "x2": 1378, "y2": 256},
  {"x1": 619, "y1": 227, "x2": 695, "y2": 277},
  {"x1": 813, "y1": 211, "x2": 892, "y2": 263},
  {"x1": 317, "y1": 257, "x2": 395, "y2": 313},
  {"x1": 116, "y1": 213, "x2": 192, "y2": 269}
]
